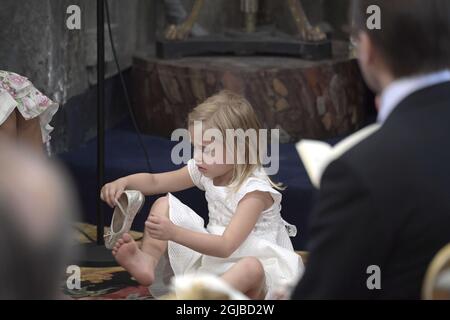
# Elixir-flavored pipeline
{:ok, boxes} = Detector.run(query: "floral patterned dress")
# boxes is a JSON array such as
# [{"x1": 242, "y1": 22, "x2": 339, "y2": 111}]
[{"x1": 0, "y1": 70, "x2": 59, "y2": 143}]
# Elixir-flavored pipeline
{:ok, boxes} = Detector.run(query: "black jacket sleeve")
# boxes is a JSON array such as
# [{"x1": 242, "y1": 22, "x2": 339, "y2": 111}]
[{"x1": 292, "y1": 158, "x2": 392, "y2": 299}]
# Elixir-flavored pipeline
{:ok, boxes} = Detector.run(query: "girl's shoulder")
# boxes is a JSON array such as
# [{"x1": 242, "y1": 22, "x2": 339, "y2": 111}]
[
  {"x1": 186, "y1": 159, "x2": 206, "y2": 191},
  {"x1": 235, "y1": 168, "x2": 282, "y2": 205}
]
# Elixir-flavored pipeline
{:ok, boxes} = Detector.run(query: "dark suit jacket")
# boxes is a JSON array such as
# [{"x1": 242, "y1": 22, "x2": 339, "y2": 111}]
[{"x1": 293, "y1": 81, "x2": 450, "y2": 299}]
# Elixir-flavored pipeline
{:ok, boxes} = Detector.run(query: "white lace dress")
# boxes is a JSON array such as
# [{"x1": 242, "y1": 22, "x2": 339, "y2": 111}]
[{"x1": 149, "y1": 159, "x2": 304, "y2": 298}]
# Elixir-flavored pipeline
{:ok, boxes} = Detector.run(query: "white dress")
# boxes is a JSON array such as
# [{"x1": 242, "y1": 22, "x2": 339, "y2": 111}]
[{"x1": 149, "y1": 159, "x2": 304, "y2": 299}]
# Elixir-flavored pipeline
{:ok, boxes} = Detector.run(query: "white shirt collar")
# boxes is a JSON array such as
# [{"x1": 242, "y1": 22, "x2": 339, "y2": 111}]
[{"x1": 378, "y1": 70, "x2": 450, "y2": 123}]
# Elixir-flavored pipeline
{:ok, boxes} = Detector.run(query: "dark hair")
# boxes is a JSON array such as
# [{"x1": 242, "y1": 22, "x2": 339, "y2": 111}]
[
  {"x1": 351, "y1": 0, "x2": 450, "y2": 78},
  {"x1": 0, "y1": 139, "x2": 80, "y2": 299},
  {"x1": 0, "y1": 202, "x2": 72, "y2": 300}
]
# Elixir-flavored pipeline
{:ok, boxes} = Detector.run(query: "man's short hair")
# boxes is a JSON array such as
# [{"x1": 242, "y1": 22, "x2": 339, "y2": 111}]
[{"x1": 351, "y1": 0, "x2": 450, "y2": 78}]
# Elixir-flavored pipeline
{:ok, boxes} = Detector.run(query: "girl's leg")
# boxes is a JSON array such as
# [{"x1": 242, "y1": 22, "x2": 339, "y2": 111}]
[
  {"x1": 0, "y1": 110, "x2": 17, "y2": 140},
  {"x1": 140, "y1": 196, "x2": 169, "y2": 260},
  {"x1": 112, "y1": 196, "x2": 169, "y2": 286},
  {"x1": 16, "y1": 113, "x2": 43, "y2": 152},
  {"x1": 221, "y1": 257, "x2": 266, "y2": 300}
]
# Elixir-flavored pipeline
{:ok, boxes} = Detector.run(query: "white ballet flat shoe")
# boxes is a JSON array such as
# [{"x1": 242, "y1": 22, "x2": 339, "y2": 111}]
[{"x1": 104, "y1": 190, "x2": 144, "y2": 249}]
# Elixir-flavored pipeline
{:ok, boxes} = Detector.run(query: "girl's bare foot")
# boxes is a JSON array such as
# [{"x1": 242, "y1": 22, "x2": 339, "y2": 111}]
[{"x1": 112, "y1": 233, "x2": 156, "y2": 286}]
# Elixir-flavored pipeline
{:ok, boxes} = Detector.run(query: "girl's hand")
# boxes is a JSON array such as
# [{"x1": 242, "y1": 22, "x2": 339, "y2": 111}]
[
  {"x1": 145, "y1": 215, "x2": 176, "y2": 241},
  {"x1": 100, "y1": 178, "x2": 127, "y2": 208}
]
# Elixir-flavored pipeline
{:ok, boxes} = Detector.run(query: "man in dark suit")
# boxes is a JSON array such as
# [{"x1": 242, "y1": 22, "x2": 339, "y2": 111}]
[{"x1": 293, "y1": 0, "x2": 450, "y2": 299}]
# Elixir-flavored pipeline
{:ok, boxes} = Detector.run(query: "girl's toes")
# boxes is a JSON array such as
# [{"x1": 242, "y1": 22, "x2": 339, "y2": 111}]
[
  {"x1": 122, "y1": 233, "x2": 132, "y2": 243},
  {"x1": 118, "y1": 239, "x2": 124, "y2": 245}
]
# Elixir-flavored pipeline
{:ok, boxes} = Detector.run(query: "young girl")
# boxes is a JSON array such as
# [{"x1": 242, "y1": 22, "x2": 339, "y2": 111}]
[
  {"x1": 0, "y1": 70, "x2": 59, "y2": 151},
  {"x1": 101, "y1": 91, "x2": 303, "y2": 299}
]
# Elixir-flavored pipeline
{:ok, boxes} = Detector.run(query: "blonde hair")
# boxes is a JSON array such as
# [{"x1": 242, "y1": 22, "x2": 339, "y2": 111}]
[{"x1": 188, "y1": 90, "x2": 283, "y2": 191}]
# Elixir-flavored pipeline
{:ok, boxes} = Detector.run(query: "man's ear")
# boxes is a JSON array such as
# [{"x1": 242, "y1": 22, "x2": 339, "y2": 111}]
[{"x1": 358, "y1": 31, "x2": 374, "y2": 67}]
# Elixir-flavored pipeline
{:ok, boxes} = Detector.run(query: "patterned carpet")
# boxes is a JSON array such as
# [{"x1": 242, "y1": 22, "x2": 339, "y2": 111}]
[
  {"x1": 63, "y1": 223, "x2": 308, "y2": 300},
  {"x1": 63, "y1": 223, "x2": 153, "y2": 300}
]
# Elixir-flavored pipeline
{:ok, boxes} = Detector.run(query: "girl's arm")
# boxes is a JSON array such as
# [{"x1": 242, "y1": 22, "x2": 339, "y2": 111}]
[
  {"x1": 147, "y1": 191, "x2": 274, "y2": 258},
  {"x1": 124, "y1": 166, "x2": 194, "y2": 195},
  {"x1": 101, "y1": 166, "x2": 194, "y2": 207}
]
